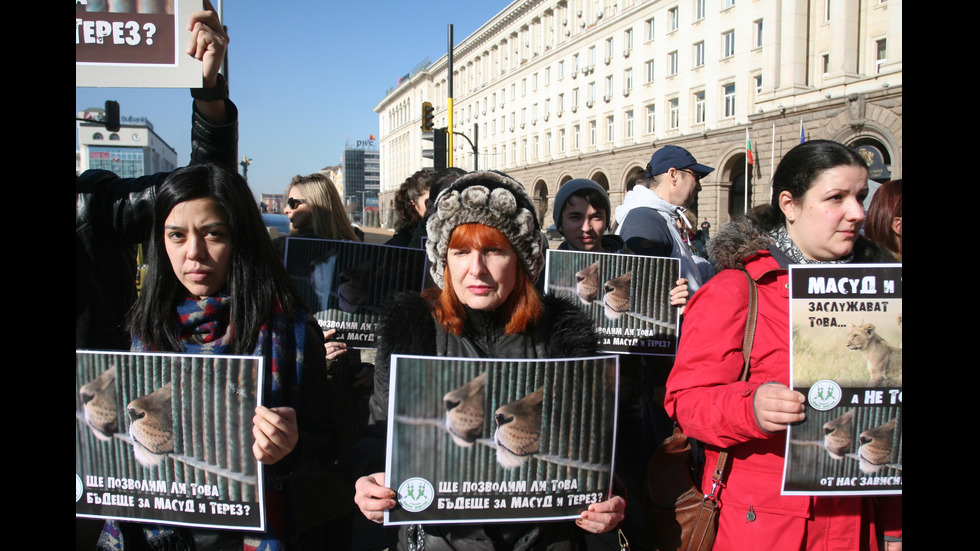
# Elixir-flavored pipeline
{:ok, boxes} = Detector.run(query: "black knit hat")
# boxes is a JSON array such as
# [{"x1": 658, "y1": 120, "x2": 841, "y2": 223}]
[{"x1": 552, "y1": 178, "x2": 610, "y2": 227}]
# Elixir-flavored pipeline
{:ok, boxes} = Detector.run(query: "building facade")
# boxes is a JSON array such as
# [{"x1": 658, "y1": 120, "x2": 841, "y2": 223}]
[
  {"x1": 342, "y1": 146, "x2": 381, "y2": 225},
  {"x1": 374, "y1": 0, "x2": 902, "y2": 228},
  {"x1": 77, "y1": 108, "x2": 178, "y2": 177}
]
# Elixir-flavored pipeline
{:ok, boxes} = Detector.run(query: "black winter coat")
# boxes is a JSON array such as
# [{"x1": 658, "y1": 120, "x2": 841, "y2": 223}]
[
  {"x1": 369, "y1": 291, "x2": 598, "y2": 551},
  {"x1": 75, "y1": 100, "x2": 238, "y2": 350}
]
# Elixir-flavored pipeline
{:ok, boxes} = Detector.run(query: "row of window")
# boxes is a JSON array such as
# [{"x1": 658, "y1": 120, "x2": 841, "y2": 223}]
[
  {"x1": 646, "y1": 0, "x2": 738, "y2": 40},
  {"x1": 445, "y1": 2, "x2": 764, "y2": 107},
  {"x1": 470, "y1": 85, "x2": 744, "y2": 165},
  {"x1": 462, "y1": 73, "x2": 755, "y2": 138}
]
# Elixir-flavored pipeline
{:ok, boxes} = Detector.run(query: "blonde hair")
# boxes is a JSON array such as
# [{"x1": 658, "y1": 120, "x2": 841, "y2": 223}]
[{"x1": 287, "y1": 173, "x2": 359, "y2": 241}]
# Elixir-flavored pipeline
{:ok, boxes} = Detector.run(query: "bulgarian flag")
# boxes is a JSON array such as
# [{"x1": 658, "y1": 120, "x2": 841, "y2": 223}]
[{"x1": 745, "y1": 129, "x2": 754, "y2": 165}]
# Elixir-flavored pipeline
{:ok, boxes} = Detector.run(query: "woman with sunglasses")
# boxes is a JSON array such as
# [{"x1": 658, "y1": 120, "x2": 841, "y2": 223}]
[
  {"x1": 279, "y1": 172, "x2": 364, "y2": 547},
  {"x1": 283, "y1": 173, "x2": 360, "y2": 241}
]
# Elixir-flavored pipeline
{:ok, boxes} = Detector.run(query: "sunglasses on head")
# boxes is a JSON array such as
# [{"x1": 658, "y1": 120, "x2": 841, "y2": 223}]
[{"x1": 286, "y1": 197, "x2": 307, "y2": 209}]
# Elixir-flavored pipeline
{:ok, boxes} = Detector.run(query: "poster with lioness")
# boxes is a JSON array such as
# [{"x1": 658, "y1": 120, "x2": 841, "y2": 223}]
[
  {"x1": 544, "y1": 249, "x2": 680, "y2": 355},
  {"x1": 284, "y1": 238, "x2": 427, "y2": 348},
  {"x1": 75, "y1": 350, "x2": 266, "y2": 530},
  {"x1": 783, "y1": 264, "x2": 902, "y2": 495},
  {"x1": 385, "y1": 354, "x2": 619, "y2": 525}
]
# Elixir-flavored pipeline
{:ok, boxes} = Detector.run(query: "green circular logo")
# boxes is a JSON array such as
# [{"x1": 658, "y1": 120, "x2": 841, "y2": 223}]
[
  {"x1": 397, "y1": 477, "x2": 434, "y2": 513},
  {"x1": 807, "y1": 380, "x2": 842, "y2": 411}
]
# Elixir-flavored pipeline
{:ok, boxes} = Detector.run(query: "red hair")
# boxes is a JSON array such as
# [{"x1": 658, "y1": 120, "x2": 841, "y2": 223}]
[
  {"x1": 864, "y1": 179, "x2": 902, "y2": 258},
  {"x1": 425, "y1": 223, "x2": 543, "y2": 335}
]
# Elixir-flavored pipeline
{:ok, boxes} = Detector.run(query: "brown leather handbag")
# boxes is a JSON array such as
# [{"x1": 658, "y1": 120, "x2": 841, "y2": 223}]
[{"x1": 644, "y1": 270, "x2": 758, "y2": 551}]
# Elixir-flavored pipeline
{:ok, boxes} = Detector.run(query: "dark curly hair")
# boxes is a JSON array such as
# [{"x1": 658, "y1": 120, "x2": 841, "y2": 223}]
[{"x1": 393, "y1": 170, "x2": 436, "y2": 232}]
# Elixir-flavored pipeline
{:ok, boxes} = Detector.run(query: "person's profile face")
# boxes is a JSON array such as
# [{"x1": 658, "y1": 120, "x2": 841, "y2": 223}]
[{"x1": 284, "y1": 187, "x2": 312, "y2": 231}]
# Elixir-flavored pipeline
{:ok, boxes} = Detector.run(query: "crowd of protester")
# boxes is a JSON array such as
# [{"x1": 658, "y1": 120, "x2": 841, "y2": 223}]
[{"x1": 76, "y1": 4, "x2": 901, "y2": 549}]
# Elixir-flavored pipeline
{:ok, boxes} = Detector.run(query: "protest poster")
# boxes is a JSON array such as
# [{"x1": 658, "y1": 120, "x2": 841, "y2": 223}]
[
  {"x1": 783, "y1": 264, "x2": 902, "y2": 496},
  {"x1": 76, "y1": 350, "x2": 266, "y2": 530},
  {"x1": 385, "y1": 355, "x2": 619, "y2": 525},
  {"x1": 545, "y1": 249, "x2": 680, "y2": 355},
  {"x1": 283, "y1": 238, "x2": 427, "y2": 348},
  {"x1": 76, "y1": 0, "x2": 202, "y2": 87}
]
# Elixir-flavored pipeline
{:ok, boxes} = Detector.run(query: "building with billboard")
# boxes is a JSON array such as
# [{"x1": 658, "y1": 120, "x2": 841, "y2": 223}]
[
  {"x1": 374, "y1": 0, "x2": 901, "y2": 228},
  {"x1": 77, "y1": 108, "x2": 178, "y2": 177}
]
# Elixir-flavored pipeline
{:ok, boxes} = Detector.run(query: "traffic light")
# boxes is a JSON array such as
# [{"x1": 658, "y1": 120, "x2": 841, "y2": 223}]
[
  {"x1": 422, "y1": 128, "x2": 447, "y2": 170},
  {"x1": 421, "y1": 101, "x2": 434, "y2": 132},
  {"x1": 104, "y1": 100, "x2": 120, "y2": 132}
]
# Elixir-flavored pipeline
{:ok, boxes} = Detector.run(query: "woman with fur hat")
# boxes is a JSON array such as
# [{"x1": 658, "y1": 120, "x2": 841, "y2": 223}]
[{"x1": 355, "y1": 171, "x2": 626, "y2": 549}]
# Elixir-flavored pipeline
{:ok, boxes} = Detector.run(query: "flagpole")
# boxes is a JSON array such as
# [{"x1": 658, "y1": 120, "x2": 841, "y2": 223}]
[
  {"x1": 744, "y1": 127, "x2": 749, "y2": 214},
  {"x1": 770, "y1": 122, "x2": 775, "y2": 201}
]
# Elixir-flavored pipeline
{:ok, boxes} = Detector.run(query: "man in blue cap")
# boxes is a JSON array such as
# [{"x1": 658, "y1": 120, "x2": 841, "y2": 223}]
[{"x1": 615, "y1": 145, "x2": 714, "y2": 293}]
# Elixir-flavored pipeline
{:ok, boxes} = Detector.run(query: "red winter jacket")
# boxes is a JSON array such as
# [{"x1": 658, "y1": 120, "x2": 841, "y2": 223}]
[{"x1": 664, "y1": 212, "x2": 901, "y2": 550}]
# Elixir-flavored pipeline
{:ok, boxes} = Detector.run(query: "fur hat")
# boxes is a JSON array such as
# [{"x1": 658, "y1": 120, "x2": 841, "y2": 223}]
[{"x1": 426, "y1": 171, "x2": 544, "y2": 288}]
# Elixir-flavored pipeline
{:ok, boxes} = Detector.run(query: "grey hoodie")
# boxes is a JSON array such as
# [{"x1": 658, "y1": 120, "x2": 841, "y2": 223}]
[{"x1": 614, "y1": 185, "x2": 712, "y2": 292}]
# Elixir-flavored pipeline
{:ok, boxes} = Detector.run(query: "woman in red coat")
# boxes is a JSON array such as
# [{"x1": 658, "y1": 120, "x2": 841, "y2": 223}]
[{"x1": 664, "y1": 140, "x2": 901, "y2": 550}]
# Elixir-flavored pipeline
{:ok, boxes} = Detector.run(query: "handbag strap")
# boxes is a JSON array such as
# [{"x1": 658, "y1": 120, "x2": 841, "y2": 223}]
[{"x1": 706, "y1": 269, "x2": 759, "y2": 501}]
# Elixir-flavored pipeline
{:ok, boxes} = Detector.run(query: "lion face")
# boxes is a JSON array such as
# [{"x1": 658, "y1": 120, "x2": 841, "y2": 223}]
[
  {"x1": 127, "y1": 383, "x2": 174, "y2": 467},
  {"x1": 443, "y1": 372, "x2": 486, "y2": 447},
  {"x1": 79, "y1": 366, "x2": 118, "y2": 441},
  {"x1": 822, "y1": 409, "x2": 854, "y2": 459},
  {"x1": 858, "y1": 418, "x2": 896, "y2": 474},
  {"x1": 846, "y1": 323, "x2": 875, "y2": 350},
  {"x1": 602, "y1": 271, "x2": 632, "y2": 320},
  {"x1": 493, "y1": 387, "x2": 543, "y2": 468},
  {"x1": 574, "y1": 262, "x2": 600, "y2": 305}
]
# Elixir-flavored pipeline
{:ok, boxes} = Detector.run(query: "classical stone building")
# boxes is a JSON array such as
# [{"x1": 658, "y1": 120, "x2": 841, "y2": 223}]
[{"x1": 374, "y1": 0, "x2": 901, "y2": 228}]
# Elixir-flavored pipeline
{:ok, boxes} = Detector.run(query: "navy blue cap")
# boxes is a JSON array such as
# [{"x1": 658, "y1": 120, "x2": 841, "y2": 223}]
[
  {"x1": 645, "y1": 145, "x2": 714, "y2": 178},
  {"x1": 553, "y1": 178, "x2": 611, "y2": 227}
]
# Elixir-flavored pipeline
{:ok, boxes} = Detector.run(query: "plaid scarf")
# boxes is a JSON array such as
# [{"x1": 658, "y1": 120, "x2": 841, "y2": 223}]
[
  {"x1": 100, "y1": 295, "x2": 307, "y2": 551},
  {"x1": 767, "y1": 225, "x2": 854, "y2": 265}
]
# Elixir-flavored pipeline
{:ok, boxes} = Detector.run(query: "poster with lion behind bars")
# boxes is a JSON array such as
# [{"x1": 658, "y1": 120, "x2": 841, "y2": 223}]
[
  {"x1": 783, "y1": 264, "x2": 902, "y2": 495},
  {"x1": 283, "y1": 238, "x2": 427, "y2": 348},
  {"x1": 385, "y1": 355, "x2": 619, "y2": 525},
  {"x1": 76, "y1": 350, "x2": 266, "y2": 530},
  {"x1": 545, "y1": 249, "x2": 680, "y2": 356}
]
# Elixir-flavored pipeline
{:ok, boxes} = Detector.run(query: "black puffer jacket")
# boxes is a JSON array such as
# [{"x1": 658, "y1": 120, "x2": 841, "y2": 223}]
[
  {"x1": 75, "y1": 100, "x2": 238, "y2": 350},
  {"x1": 368, "y1": 291, "x2": 598, "y2": 551}
]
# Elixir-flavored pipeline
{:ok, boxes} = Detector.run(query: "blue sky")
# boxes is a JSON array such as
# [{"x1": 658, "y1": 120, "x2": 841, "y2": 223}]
[{"x1": 76, "y1": 0, "x2": 511, "y2": 196}]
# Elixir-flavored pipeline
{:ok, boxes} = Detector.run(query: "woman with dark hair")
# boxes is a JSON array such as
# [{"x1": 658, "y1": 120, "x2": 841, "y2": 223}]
[
  {"x1": 126, "y1": 163, "x2": 335, "y2": 549},
  {"x1": 386, "y1": 169, "x2": 435, "y2": 246},
  {"x1": 864, "y1": 179, "x2": 902, "y2": 260},
  {"x1": 355, "y1": 171, "x2": 626, "y2": 549},
  {"x1": 664, "y1": 141, "x2": 901, "y2": 550}
]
